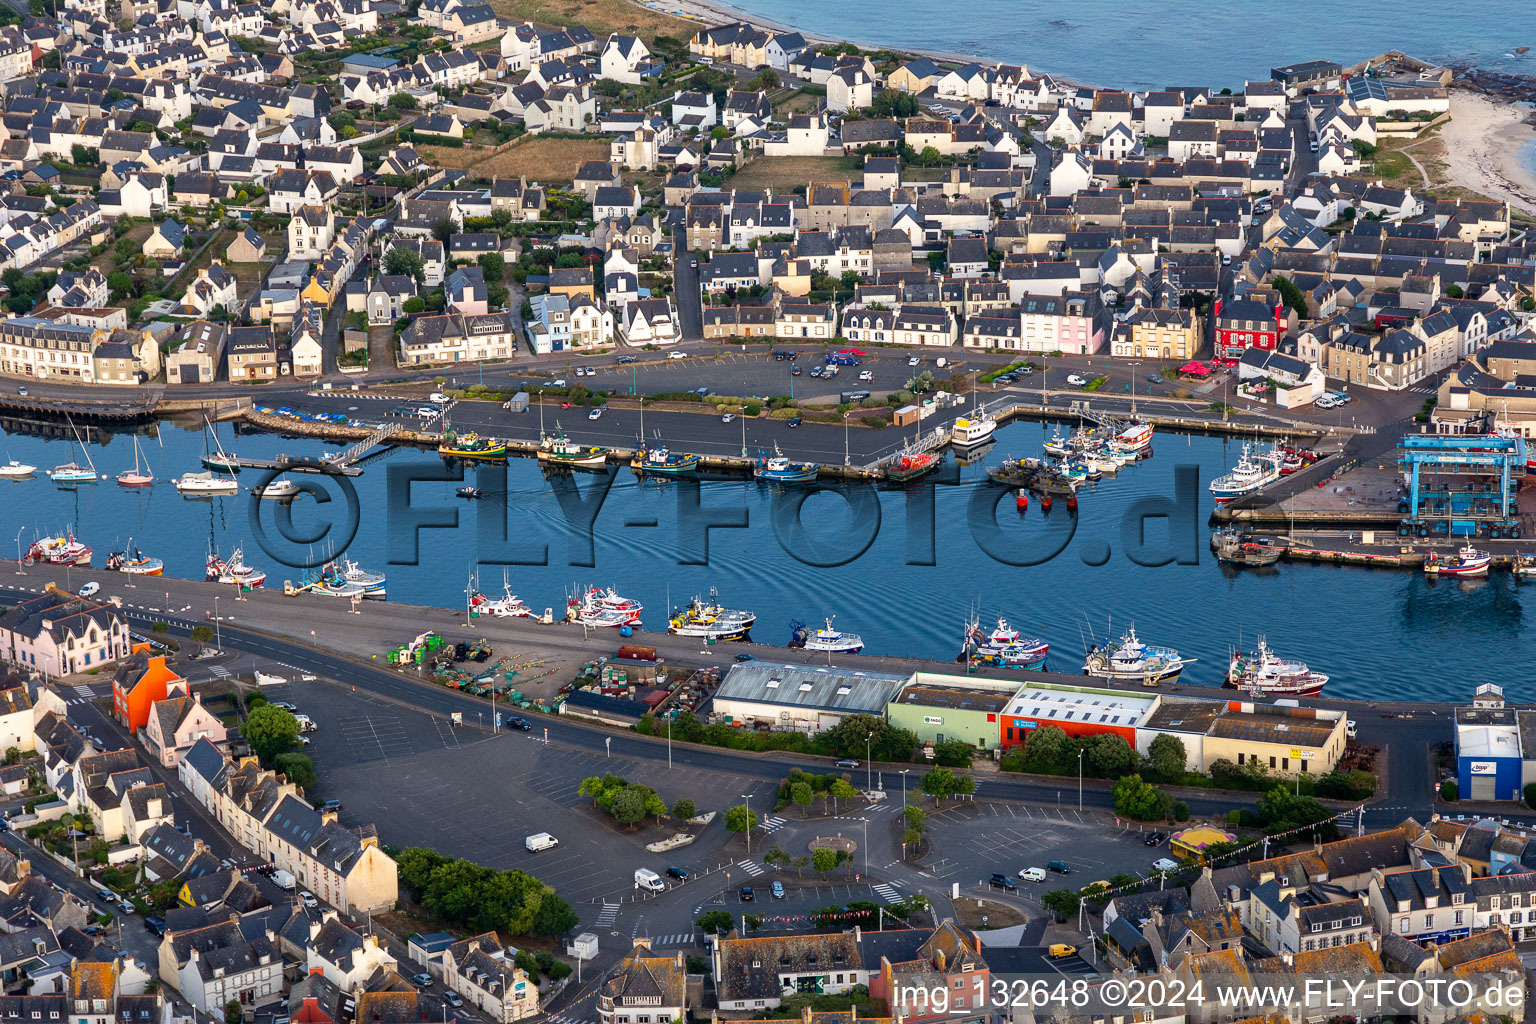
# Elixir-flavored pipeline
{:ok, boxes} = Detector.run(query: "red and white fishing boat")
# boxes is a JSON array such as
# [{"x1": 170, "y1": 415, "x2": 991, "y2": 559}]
[
  {"x1": 1423, "y1": 544, "x2": 1492, "y2": 577},
  {"x1": 206, "y1": 547, "x2": 266, "y2": 587},
  {"x1": 1225, "y1": 637, "x2": 1328, "y2": 697},
  {"x1": 25, "y1": 531, "x2": 92, "y2": 566},
  {"x1": 471, "y1": 584, "x2": 533, "y2": 618},
  {"x1": 1112, "y1": 421, "x2": 1154, "y2": 453},
  {"x1": 567, "y1": 585, "x2": 642, "y2": 627}
]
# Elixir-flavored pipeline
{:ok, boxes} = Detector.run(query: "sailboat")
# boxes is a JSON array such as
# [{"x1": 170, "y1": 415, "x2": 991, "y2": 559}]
[
  {"x1": 202, "y1": 416, "x2": 240, "y2": 473},
  {"x1": 117, "y1": 435, "x2": 154, "y2": 488},
  {"x1": 49, "y1": 416, "x2": 98, "y2": 485}
]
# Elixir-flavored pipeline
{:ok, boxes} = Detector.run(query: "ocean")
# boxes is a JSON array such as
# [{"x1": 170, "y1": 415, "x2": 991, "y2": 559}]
[
  {"x1": 715, "y1": 0, "x2": 1535, "y2": 89},
  {"x1": 3, "y1": 418, "x2": 1530, "y2": 703}
]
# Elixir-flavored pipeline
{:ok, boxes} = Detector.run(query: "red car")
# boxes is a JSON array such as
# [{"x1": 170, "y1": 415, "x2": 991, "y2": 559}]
[{"x1": 561, "y1": 401, "x2": 572, "y2": 408}]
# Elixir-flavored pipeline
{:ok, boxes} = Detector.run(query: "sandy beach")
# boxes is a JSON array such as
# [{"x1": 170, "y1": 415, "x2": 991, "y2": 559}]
[{"x1": 1438, "y1": 91, "x2": 1536, "y2": 215}]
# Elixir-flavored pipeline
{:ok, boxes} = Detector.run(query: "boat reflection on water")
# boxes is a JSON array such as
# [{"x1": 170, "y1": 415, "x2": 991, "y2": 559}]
[{"x1": 953, "y1": 438, "x2": 995, "y2": 466}]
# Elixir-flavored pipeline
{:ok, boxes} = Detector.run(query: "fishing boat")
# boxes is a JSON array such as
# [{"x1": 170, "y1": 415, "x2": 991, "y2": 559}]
[
  {"x1": 471, "y1": 582, "x2": 533, "y2": 618},
  {"x1": 1113, "y1": 421, "x2": 1154, "y2": 452},
  {"x1": 754, "y1": 445, "x2": 818, "y2": 484},
  {"x1": 105, "y1": 543, "x2": 163, "y2": 576},
  {"x1": 1516, "y1": 553, "x2": 1536, "y2": 579},
  {"x1": 886, "y1": 448, "x2": 941, "y2": 483},
  {"x1": 1043, "y1": 427, "x2": 1073, "y2": 458},
  {"x1": 1225, "y1": 637, "x2": 1328, "y2": 697},
  {"x1": 206, "y1": 547, "x2": 266, "y2": 587},
  {"x1": 790, "y1": 616, "x2": 864, "y2": 654},
  {"x1": 456, "y1": 486, "x2": 483, "y2": 499},
  {"x1": 987, "y1": 457, "x2": 1078, "y2": 494},
  {"x1": 632, "y1": 445, "x2": 700, "y2": 475},
  {"x1": 538, "y1": 429, "x2": 609, "y2": 469},
  {"x1": 1423, "y1": 543, "x2": 1492, "y2": 577},
  {"x1": 250, "y1": 478, "x2": 300, "y2": 499},
  {"x1": 0, "y1": 459, "x2": 34, "y2": 477},
  {"x1": 1209, "y1": 442, "x2": 1282, "y2": 502},
  {"x1": 116, "y1": 436, "x2": 154, "y2": 487},
  {"x1": 24, "y1": 531, "x2": 92, "y2": 566},
  {"x1": 951, "y1": 384, "x2": 997, "y2": 448},
  {"x1": 439, "y1": 430, "x2": 509, "y2": 460},
  {"x1": 1083, "y1": 627, "x2": 1192, "y2": 685},
  {"x1": 960, "y1": 615, "x2": 1049, "y2": 668},
  {"x1": 304, "y1": 568, "x2": 367, "y2": 599},
  {"x1": 567, "y1": 585, "x2": 642, "y2": 627},
  {"x1": 201, "y1": 417, "x2": 240, "y2": 473},
  {"x1": 337, "y1": 558, "x2": 386, "y2": 599},
  {"x1": 668, "y1": 588, "x2": 755, "y2": 640},
  {"x1": 1210, "y1": 527, "x2": 1284, "y2": 567},
  {"x1": 175, "y1": 471, "x2": 238, "y2": 495}
]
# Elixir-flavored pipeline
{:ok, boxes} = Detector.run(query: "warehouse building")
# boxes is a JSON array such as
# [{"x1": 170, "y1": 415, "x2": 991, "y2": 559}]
[
  {"x1": 886, "y1": 672, "x2": 1022, "y2": 751},
  {"x1": 712, "y1": 662, "x2": 908, "y2": 734},
  {"x1": 1454, "y1": 684, "x2": 1527, "y2": 801},
  {"x1": 999, "y1": 683, "x2": 1160, "y2": 750},
  {"x1": 1199, "y1": 702, "x2": 1348, "y2": 778}
]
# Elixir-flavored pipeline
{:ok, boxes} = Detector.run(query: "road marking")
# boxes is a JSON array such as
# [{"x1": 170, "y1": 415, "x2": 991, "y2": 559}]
[
  {"x1": 593, "y1": 904, "x2": 619, "y2": 927},
  {"x1": 760, "y1": 816, "x2": 787, "y2": 833},
  {"x1": 737, "y1": 859, "x2": 764, "y2": 877},
  {"x1": 872, "y1": 883, "x2": 901, "y2": 903}
]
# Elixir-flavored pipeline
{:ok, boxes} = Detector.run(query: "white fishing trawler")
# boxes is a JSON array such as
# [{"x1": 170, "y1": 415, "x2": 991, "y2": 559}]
[
  {"x1": 789, "y1": 617, "x2": 864, "y2": 654},
  {"x1": 1083, "y1": 626, "x2": 1192, "y2": 684}
]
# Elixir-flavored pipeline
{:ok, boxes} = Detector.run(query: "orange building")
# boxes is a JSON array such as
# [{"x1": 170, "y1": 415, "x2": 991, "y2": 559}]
[{"x1": 112, "y1": 643, "x2": 186, "y2": 733}]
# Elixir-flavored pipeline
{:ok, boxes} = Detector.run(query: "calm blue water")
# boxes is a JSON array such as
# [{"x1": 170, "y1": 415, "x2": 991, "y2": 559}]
[
  {"x1": 1, "y1": 419, "x2": 1525, "y2": 701},
  {"x1": 724, "y1": 0, "x2": 1535, "y2": 90}
]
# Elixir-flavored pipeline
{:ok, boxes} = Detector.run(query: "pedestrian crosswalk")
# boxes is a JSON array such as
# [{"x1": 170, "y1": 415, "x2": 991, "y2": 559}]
[
  {"x1": 645, "y1": 932, "x2": 697, "y2": 947},
  {"x1": 872, "y1": 883, "x2": 902, "y2": 903},
  {"x1": 546, "y1": 1014, "x2": 596, "y2": 1024},
  {"x1": 67, "y1": 684, "x2": 104, "y2": 706},
  {"x1": 1407, "y1": 386, "x2": 1436, "y2": 394},
  {"x1": 867, "y1": 803, "x2": 901, "y2": 814},
  {"x1": 760, "y1": 816, "x2": 787, "y2": 834},
  {"x1": 594, "y1": 904, "x2": 619, "y2": 927},
  {"x1": 737, "y1": 859, "x2": 765, "y2": 877}
]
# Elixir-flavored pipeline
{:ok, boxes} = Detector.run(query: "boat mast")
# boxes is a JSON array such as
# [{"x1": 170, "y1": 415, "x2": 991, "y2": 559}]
[{"x1": 67, "y1": 415, "x2": 95, "y2": 473}]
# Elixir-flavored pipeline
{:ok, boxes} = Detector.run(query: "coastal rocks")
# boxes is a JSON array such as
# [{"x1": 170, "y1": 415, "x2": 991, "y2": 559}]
[{"x1": 1450, "y1": 63, "x2": 1536, "y2": 102}]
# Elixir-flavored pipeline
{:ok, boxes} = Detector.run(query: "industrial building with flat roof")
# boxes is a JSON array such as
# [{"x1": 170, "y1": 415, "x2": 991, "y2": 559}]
[
  {"x1": 712, "y1": 662, "x2": 908, "y2": 733},
  {"x1": 886, "y1": 672, "x2": 1021, "y2": 750},
  {"x1": 1000, "y1": 683, "x2": 1159, "y2": 748}
]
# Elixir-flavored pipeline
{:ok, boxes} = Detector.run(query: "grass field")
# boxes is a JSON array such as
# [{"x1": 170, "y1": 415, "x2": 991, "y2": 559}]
[
  {"x1": 729, "y1": 155, "x2": 861, "y2": 190},
  {"x1": 415, "y1": 144, "x2": 498, "y2": 171},
  {"x1": 771, "y1": 90, "x2": 822, "y2": 118},
  {"x1": 464, "y1": 136, "x2": 614, "y2": 181},
  {"x1": 488, "y1": 0, "x2": 692, "y2": 42}
]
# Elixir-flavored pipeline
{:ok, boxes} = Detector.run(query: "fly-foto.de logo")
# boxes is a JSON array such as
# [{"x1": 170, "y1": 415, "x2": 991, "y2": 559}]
[{"x1": 244, "y1": 459, "x2": 1206, "y2": 572}]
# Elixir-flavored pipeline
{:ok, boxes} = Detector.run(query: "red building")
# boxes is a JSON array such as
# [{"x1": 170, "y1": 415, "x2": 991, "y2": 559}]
[
  {"x1": 999, "y1": 684, "x2": 1156, "y2": 750},
  {"x1": 111, "y1": 642, "x2": 186, "y2": 733},
  {"x1": 1215, "y1": 298, "x2": 1284, "y2": 357}
]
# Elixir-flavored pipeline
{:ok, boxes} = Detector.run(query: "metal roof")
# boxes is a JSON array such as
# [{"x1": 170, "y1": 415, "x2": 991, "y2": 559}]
[{"x1": 714, "y1": 662, "x2": 906, "y2": 714}]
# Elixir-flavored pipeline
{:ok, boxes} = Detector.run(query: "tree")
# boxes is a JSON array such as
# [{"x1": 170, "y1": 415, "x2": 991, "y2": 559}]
[
  {"x1": 385, "y1": 246, "x2": 425, "y2": 282},
  {"x1": 932, "y1": 739, "x2": 974, "y2": 767},
  {"x1": 643, "y1": 788, "x2": 667, "y2": 824},
  {"x1": 1041, "y1": 889, "x2": 1079, "y2": 921},
  {"x1": 225, "y1": 1000, "x2": 243, "y2": 1024},
  {"x1": 1256, "y1": 786, "x2": 1337, "y2": 838},
  {"x1": 790, "y1": 781, "x2": 814, "y2": 816},
  {"x1": 1085, "y1": 734, "x2": 1138, "y2": 778},
  {"x1": 829, "y1": 778, "x2": 857, "y2": 813},
  {"x1": 920, "y1": 767, "x2": 973, "y2": 804},
  {"x1": 697, "y1": 909, "x2": 733, "y2": 934},
  {"x1": 811, "y1": 847, "x2": 838, "y2": 877},
  {"x1": 1021, "y1": 725, "x2": 1073, "y2": 774},
  {"x1": 1145, "y1": 734, "x2": 1187, "y2": 782},
  {"x1": 671, "y1": 798, "x2": 696, "y2": 820},
  {"x1": 725, "y1": 803, "x2": 757, "y2": 838},
  {"x1": 762, "y1": 845, "x2": 790, "y2": 871},
  {"x1": 821, "y1": 714, "x2": 918, "y2": 762},
  {"x1": 388, "y1": 92, "x2": 417, "y2": 110},
  {"x1": 402, "y1": 296, "x2": 426, "y2": 314},
  {"x1": 918, "y1": 145, "x2": 941, "y2": 166},
  {"x1": 189, "y1": 625, "x2": 213, "y2": 644},
  {"x1": 1112, "y1": 774, "x2": 1173, "y2": 822},
  {"x1": 902, "y1": 805, "x2": 928, "y2": 834},
  {"x1": 71, "y1": 143, "x2": 95, "y2": 166},
  {"x1": 275, "y1": 753, "x2": 315, "y2": 790},
  {"x1": 478, "y1": 252, "x2": 505, "y2": 282},
  {"x1": 431, "y1": 219, "x2": 454, "y2": 244},
  {"x1": 1447, "y1": 284, "x2": 1464, "y2": 298},
  {"x1": 1439, "y1": 779, "x2": 1459, "y2": 800},
  {"x1": 245, "y1": 704, "x2": 298, "y2": 766},
  {"x1": 1273, "y1": 274, "x2": 1308, "y2": 319}
]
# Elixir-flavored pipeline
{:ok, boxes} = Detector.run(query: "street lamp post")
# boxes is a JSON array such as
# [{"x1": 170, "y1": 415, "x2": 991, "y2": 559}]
[
  {"x1": 865, "y1": 733, "x2": 872, "y2": 793},
  {"x1": 843, "y1": 413, "x2": 850, "y2": 466},
  {"x1": 214, "y1": 595, "x2": 221, "y2": 649},
  {"x1": 13, "y1": 528, "x2": 24, "y2": 575},
  {"x1": 1077, "y1": 748, "x2": 1084, "y2": 813},
  {"x1": 741, "y1": 794, "x2": 752, "y2": 855},
  {"x1": 899, "y1": 769, "x2": 910, "y2": 809}
]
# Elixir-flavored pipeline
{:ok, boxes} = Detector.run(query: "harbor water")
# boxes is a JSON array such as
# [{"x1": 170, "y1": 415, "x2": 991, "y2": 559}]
[
  {"x1": 1, "y1": 418, "x2": 1525, "y2": 701},
  {"x1": 710, "y1": 0, "x2": 1535, "y2": 89}
]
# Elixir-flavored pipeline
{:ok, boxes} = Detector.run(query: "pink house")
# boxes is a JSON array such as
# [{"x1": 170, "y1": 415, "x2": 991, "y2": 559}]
[
  {"x1": 141, "y1": 693, "x2": 227, "y2": 767},
  {"x1": 446, "y1": 267, "x2": 489, "y2": 316}
]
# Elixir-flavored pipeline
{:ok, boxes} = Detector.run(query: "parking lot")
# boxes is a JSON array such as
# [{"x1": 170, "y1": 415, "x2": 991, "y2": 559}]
[{"x1": 922, "y1": 800, "x2": 1176, "y2": 892}]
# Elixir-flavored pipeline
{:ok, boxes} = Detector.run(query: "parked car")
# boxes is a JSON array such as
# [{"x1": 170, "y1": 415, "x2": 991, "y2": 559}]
[
  {"x1": 443, "y1": 993, "x2": 463, "y2": 1008},
  {"x1": 771, "y1": 881, "x2": 785, "y2": 898},
  {"x1": 588, "y1": 407, "x2": 603, "y2": 420},
  {"x1": 908, "y1": 356, "x2": 920, "y2": 366},
  {"x1": 791, "y1": 365, "x2": 802, "y2": 375},
  {"x1": 858, "y1": 370, "x2": 874, "y2": 381},
  {"x1": 1066, "y1": 374, "x2": 1088, "y2": 387},
  {"x1": 320, "y1": 799, "x2": 342, "y2": 813},
  {"x1": 689, "y1": 259, "x2": 698, "y2": 269},
  {"x1": 988, "y1": 872, "x2": 1017, "y2": 891},
  {"x1": 299, "y1": 891, "x2": 318, "y2": 909},
  {"x1": 144, "y1": 916, "x2": 165, "y2": 936},
  {"x1": 668, "y1": 351, "x2": 688, "y2": 359},
  {"x1": 1143, "y1": 832, "x2": 1165, "y2": 846},
  {"x1": 411, "y1": 973, "x2": 433, "y2": 987},
  {"x1": 505, "y1": 716, "x2": 532, "y2": 731},
  {"x1": 1047, "y1": 860, "x2": 1072, "y2": 874},
  {"x1": 666, "y1": 866, "x2": 689, "y2": 880},
  {"x1": 78, "y1": 582, "x2": 99, "y2": 597},
  {"x1": 574, "y1": 366, "x2": 587, "y2": 376},
  {"x1": 733, "y1": 652, "x2": 755, "y2": 662},
  {"x1": 739, "y1": 886, "x2": 754, "y2": 901},
  {"x1": 272, "y1": 701, "x2": 297, "y2": 711},
  {"x1": 429, "y1": 392, "x2": 449, "y2": 403},
  {"x1": 788, "y1": 416, "x2": 802, "y2": 427},
  {"x1": 1018, "y1": 867, "x2": 1047, "y2": 883},
  {"x1": 722, "y1": 412, "x2": 735, "y2": 423},
  {"x1": 834, "y1": 758, "x2": 860, "y2": 768},
  {"x1": 15, "y1": 386, "x2": 25, "y2": 396},
  {"x1": 1152, "y1": 857, "x2": 1180, "y2": 873},
  {"x1": 617, "y1": 354, "x2": 638, "y2": 364},
  {"x1": 1048, "y1": 944, "x2": 1077, "y2": 959},
  {"x1": 1146, "y1": 374, "x2": 1163, "y2": 383},
  {"x1": 96, "y1": 889, "x2": 114, "y2": 902}
]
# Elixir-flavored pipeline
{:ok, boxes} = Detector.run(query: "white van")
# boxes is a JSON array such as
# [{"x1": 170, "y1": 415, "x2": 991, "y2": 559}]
[
  {"x1": 294, "y1": 715, "x2": 316, "y2": 734},
  {"x1": 525, "y1": 833, "x2": 558, "y2": 852},
  {"x1": 935, "y1": 356, "x2": 948, "y2": 368},
  {"x1": 1018, "y1": 867, "x2": 1047, "y2": 883},
  {"x1": 1152, "y1": 858, "x2": 1179, "y2": 873},
  {"x1": 634, "y1": 868, "x2": 664, "y2": 892}
]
